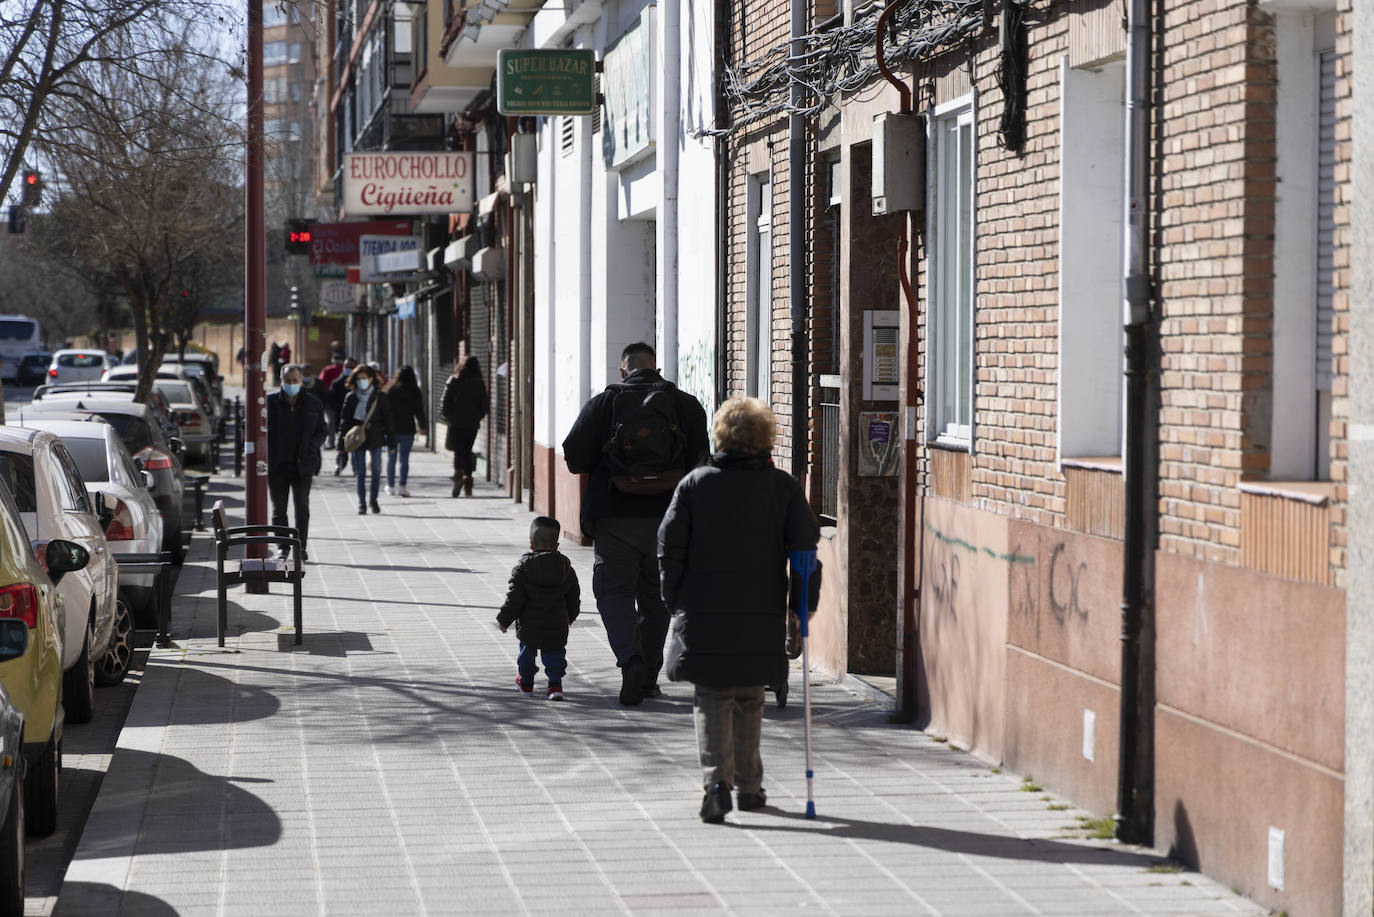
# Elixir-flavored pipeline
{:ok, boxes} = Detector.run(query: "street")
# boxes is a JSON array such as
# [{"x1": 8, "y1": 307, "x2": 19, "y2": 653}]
[{"x1": 33, "y1": 446, "x2": 1267, "y2": 916}]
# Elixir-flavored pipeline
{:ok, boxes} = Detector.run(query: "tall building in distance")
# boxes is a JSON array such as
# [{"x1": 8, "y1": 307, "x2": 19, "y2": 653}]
[{"x1": 264, "y1": 0, "x2": 317, "y2": 318}]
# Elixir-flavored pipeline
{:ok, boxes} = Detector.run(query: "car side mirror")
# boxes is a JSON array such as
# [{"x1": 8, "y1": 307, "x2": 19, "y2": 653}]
[
  {"x1": 142, "y1": 470, "x2": 156, "y2": 489},
  {"x1": 0, "y1": 620, "x2": 27, "y2": 662},
  {"x1": 94, "y1": 491, "x2": 115, "y2": 531},
  {"x1": 133, "y1": 457, "x2": 145, "y2": 472},
  {"x1": 168, "y1": 437, "x2": 184, "y2": 456},
  {"x1": 46, "y1": 539, "x2": 89, "y2": 586}
]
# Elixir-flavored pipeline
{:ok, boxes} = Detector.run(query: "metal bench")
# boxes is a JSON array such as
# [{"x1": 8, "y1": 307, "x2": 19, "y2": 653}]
[
  {"x1": 185, "y1": 473, "x2": 212, "y2": 531},
  {"x1": 210, "y1": 500, "x2": 304, "y2": 648}
]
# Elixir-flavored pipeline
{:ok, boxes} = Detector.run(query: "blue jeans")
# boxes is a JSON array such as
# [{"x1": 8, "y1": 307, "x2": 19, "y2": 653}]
[
  {"x1": 352, "y1": 446, "x2": 382, "y2": 505},
  {"x1": 517, "y1": 644, "x2": 567, "y2": 686},
  {"x1": 387, "y1": 434, "x2": 414, "y2": 487}
]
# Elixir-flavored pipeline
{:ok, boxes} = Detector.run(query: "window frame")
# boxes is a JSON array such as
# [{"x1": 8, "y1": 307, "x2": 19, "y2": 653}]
[{"x1": 924, "y1": 95, "x2": 977, "y2": 449}]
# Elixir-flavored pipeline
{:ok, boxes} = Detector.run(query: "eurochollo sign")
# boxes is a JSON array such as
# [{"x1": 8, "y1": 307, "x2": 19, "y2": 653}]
[
  {"x1": 497, "y1": 49, "x2": 597, "y2": 116},
  {"x1": 342, "y1": 152, "x2": 475, "y2": 216}
]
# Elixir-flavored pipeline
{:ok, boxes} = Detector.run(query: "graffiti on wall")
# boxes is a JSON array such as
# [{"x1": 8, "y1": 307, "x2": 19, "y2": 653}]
[
  {"x1": 1008, "y1": 533, "x2": 1099, "y2": 640},
  {"x1": 678, "y1": 339, "x2": 716, "y2": 422},
  {"x1": 925, "y1": 524, "x2": 1034, "y2": 621}
]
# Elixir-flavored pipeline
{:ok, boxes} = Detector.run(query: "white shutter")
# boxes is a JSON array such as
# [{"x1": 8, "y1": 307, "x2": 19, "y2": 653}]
[{"x1": 1315, "y1": 49, "x2": 1337, "y2": 389}]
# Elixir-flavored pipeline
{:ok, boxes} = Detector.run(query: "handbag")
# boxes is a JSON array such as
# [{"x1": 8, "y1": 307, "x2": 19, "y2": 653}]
[{"x1": 342, "y1": 396, "x2": 378, "y2": 453}]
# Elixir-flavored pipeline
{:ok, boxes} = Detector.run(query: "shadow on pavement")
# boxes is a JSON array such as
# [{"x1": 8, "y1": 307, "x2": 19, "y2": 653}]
[
  {"x1": 740, "y1": 811, "x2": 1165, "y2": 868},
  {"x1": 277, "y1": 630, "x2": 374, "y2": 656},
  {"x1": 123, "y1": 665, "x2": 280, "y2": 727},
  {"x1": 73, "y1": 748, "x2": 281, "y2": 860},
  {"x1": 54, "y1": 882, "x2": 180, "y2": 916}
]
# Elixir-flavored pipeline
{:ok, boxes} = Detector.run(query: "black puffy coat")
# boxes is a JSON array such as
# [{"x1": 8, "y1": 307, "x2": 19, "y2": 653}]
[
  {"x1": 266, "y1": 391, "x2": 326, "y2": 476},
  {"x1": 657, "y1": 452, "x2": 820, "y2": 688},
  {"x1": 338, "y1": 389, "x2": 393, "y2": 451},
  {"x1": 495, "y1": 551, "x2": 581, "y2": 649},
  {"x1": 440, "y1": 373, "x2": 488, "y2": 450},
  {"x1": 387, "y1": 384, "x2": 428, "y2": 437}
]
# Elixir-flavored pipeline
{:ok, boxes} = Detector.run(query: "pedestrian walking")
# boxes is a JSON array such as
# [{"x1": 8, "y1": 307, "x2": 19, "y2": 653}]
[
  {"x1": 277, "y1": 341, "x2": 292, "y2": 384},
  {"x1": 385, "y1": 365, "x2": 427, "y2": 497},
  {"x1": 268, "y1": 341, "x2": 281, "y2": 385},
  {"x1": 562, "y1": 342, "x2": 709, "y2": 706},
  {"x1": 440, "y1": 356, "x2": 488, "y2": 497},
  {"x1": 338, "y1": 363, "x2": 392, "y2": 514},
  {"x1": 329, "y1": 358, "x2": 357, "y2": 474},
  {"x1": 266, "y1": 363, "x2": 327, "y2": 561},
  {"x1": 657, "y1": 396, "x2": 821, "y2": 823},
  {"x1": 318, "y1": 352, "x2": 347, "y2": 448},
  {"x1": 496, "y1": 516, "x2": 581, "y2": 701}
]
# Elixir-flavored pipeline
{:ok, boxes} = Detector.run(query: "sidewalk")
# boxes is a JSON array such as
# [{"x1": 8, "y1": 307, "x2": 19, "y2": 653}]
[{"x1": 56, "y1": 449, "x2": 1266, "y2": 916}]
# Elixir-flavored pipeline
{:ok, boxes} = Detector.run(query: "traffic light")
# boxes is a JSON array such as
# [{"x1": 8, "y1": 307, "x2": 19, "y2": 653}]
[
  {"x1": 21, "y1": 170, "x2": 41, "y2": 206},
  {"x1": 289, "y1": 286, "x2": 300, "y2": 310},
  {"x1": 285, "y1": 218, "x2": 312, "y2": 254}
]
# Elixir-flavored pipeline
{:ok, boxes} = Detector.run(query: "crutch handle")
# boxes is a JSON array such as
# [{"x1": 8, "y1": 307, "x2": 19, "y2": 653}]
[{"x1": 789, "y1": 549, "x2": 819, "y2": 637}]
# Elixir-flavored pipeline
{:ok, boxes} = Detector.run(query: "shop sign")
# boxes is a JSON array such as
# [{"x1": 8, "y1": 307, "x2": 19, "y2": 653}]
[
  {"x1": 602, "y1": 7, "x2": 655, "y2": 169},
  {"x1": 309, "y1": 219, "x2": 412, "y2": 265},
  {"x1": 359, "y1": 235, "x2": 422, "y2": 282},
  {"x1": 497, "y1": 50, "x2": 597, "y2": 116},
  {"x1": 342, "y1": 152, "x2": 475, "y2": 216},
  {"x1": 319, "y1": 281, "x2": 357, "y2": 313}
]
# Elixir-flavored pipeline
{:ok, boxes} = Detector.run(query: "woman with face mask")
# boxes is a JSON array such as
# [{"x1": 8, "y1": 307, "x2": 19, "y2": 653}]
[{"x1": 338, "y1": 364, "x2": 394, "y2": 514}]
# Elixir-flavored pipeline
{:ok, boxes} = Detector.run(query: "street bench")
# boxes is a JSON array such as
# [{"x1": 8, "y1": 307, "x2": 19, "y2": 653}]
[
  {"x1": 210, "y1": 500, "x2": 304, "y2": 648},
  {"x1": 114, "y1": 552, "x2": 174, "y2": 646},
  {"x1": 185, "y1": 473, "x2": 212, "y2": 531}
]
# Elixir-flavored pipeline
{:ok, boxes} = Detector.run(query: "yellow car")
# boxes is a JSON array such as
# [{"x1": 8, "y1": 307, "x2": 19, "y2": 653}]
[{"x1": 0, "y1": 475, "x2": 88, "y2": 837}]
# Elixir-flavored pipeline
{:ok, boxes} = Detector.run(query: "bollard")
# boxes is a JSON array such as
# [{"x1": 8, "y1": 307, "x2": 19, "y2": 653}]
[{"x1": 234, "y1": 396, "x2": 244, "y2": 478}]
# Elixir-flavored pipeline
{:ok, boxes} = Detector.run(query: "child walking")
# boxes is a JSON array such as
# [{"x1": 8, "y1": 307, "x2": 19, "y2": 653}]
[{"x1": 497, "y1": 516, "x2": 581, "y2": 700}]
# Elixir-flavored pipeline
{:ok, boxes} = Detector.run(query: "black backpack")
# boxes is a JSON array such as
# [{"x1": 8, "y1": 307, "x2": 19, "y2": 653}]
[{"x1": 603, "y1": 383, "x2": 686, "y2": 494}]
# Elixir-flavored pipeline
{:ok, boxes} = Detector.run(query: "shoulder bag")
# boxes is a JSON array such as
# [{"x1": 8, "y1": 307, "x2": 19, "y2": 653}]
[{"x1": 342, "y1": 396, "x2": 378, "y2": 453}]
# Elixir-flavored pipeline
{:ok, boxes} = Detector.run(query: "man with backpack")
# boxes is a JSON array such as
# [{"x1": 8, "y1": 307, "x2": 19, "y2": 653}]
[{"x1": 563, "y1": 341, "x2": 710, "y2": 706}]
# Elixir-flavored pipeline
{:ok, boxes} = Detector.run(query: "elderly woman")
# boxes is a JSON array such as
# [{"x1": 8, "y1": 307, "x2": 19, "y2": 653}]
[{"x1": 658, "y1": 396, "x2": 820, "y2": 823}]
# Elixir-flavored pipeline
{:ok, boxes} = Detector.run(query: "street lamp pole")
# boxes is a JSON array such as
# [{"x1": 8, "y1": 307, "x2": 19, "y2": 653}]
[{"x1": 244, "y1": 0, "x2": 268, "y2": 556}]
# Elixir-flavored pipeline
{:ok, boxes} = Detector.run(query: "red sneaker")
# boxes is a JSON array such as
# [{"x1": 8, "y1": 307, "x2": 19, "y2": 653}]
[
  {"x1": 515, "y1": 676, "x2": 533, "y2": 696},
  {"x1": 547, "y1": 684, "x2": 565, "y2": 701}
]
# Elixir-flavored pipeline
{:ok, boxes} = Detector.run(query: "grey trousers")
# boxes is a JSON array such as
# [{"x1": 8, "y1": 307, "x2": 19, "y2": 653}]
[
  {"x1": 592, "y1": 516, "x2": 670, "y2": 681},
  {"x1": 693, "y1": 685, "x2": 766, "y2": 793}
]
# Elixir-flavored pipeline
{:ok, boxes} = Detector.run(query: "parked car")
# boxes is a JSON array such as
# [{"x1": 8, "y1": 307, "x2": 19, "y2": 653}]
[
  {"x1": 46, "y1": 350, "x2": 112, "y2": 385},
  {"x1": 34, "y1": 381, "x2": 183, "y2": 444},
  {"x1": 16, "y1": 351, "x2": 52, "y2": 386},
  {"x1": 0, "y1": 428, "x2": 119, "y2": 724},
  {"x1": 102, "y1": 367, "x2": 211, "y2": 460},
  {"x1": 0, "y1": 621, "x2": 27, "y2": 908},
  {"x1": 23, "y1": 418, "x2": 157, "y2": 674},
  {"x1": 20, "y1": 399, "x2": 186, "y2": 562},
  {"x1": 162, "y1": 351, "x2": 224, "y2": 403},
  {"x1": 0, "y1": 475, "x2": 87, "y2": 837}
]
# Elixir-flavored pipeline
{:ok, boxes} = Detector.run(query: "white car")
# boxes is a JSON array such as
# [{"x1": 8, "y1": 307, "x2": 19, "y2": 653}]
[
  {"x1": 0, "y1": 428, "x2": 118, "y2": 724},
  {"x1": 102, "y1": 367, "x2": 213, "y2": 461},
  {"x1": 47, "y1": 350, "x2": 112, "y2": 385},
  {"x1": 23, "y1": 419, "x2": 158, "y2": 685}
]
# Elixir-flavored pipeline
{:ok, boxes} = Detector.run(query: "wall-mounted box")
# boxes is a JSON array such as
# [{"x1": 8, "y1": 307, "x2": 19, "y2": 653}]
[
  {"x1": 872, "y1": 111, "x2": 926, "y2": 215},
  {"x1": 862, "y1": 309, "x2": 901, "y2": 401}
]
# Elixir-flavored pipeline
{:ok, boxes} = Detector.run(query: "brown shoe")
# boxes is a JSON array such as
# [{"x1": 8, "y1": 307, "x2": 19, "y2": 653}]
[
  {"x1": 463, "y1": 475, "x2": 474, "y2": 496},
  {"x1": 452, "y1": 471, "x2": 464, "y2": 498}
]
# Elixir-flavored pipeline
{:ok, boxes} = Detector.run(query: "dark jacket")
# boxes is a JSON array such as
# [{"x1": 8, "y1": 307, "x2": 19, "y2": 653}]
[
  {"x1": 338, "y1": 389, "x2": 393, "y2": 451},
  {"x1": 657, "y1": 452, "x2": 821, "y2": 688},
  {"x1": 495, "y1": 551, "x2": 581, "y2": 649},
  {"x1": 441, "y1": 373, "x2": 488, "y2": 450},
  {"x1": 328, "y1": 375, "x2": 349, "y2": 415},
  {"x1": 304, "y1": 377, "x2": 329, "y2": 407},
  {"x1": 387, "y1": 384, "x2": 428, "y2": 437},
  {"x1": 266, "y1": 391, "x2": 326, "y2": 476},
  {"x1": 561, "y1": 369, "x2": 710, "y2": 535}
]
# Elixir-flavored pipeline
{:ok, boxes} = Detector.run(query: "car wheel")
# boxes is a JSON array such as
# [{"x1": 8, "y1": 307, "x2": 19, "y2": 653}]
[
  {"x1": 24, "y1": 733, "x2": 58, "y2": 837},
  {"x1": 0, "y1": 761, "x2": 23, "y2": 910},
  {"x1": 62, "y1": 617, "x2": 96, "y2": 725},
  {"x1": 96, "y1": 599, "x2": 134, "y2": 687}
]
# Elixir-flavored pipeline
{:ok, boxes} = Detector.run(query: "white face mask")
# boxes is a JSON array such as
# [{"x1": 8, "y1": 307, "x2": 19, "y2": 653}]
[{"x1": 357, "y1": 378, "x2": 372, "y2": 392}]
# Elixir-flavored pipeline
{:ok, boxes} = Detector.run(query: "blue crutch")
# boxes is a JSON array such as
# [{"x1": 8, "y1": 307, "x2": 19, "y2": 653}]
[{"x1": 788, "y1": 548, "x2": 819, "y2": 819}]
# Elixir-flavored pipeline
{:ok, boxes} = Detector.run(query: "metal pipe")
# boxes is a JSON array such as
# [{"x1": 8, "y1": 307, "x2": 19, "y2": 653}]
[
  {"x1": 787, "y1": 0, "x2": 806, "y2": 480},
  {"x1": 244, "y1": 0, "x2": 268, "y2": 563},
  {"x1": 1116, "y1": 0, "x2": 1156, "y2": 846},
  {"x1": 661, "y1": 0, "x2": 681, "y2": 380}
]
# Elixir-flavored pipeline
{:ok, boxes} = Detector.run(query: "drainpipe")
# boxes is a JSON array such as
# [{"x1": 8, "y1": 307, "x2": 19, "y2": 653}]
[
  {"x1": 1116, "y1": 0, "x2": 1156, "y2": 846},
  {"x1": 874, "y1": 0, "x2": 919, "y2": 717},
  {"x1": 787, "y1": 0, "x2": 806, "y2": 479},
  {"x1": 660, "y1": 0, "x2": 681, "y2": 379}
]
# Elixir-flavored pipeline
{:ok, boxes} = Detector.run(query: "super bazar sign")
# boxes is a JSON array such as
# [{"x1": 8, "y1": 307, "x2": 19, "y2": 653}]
[{"x1": 342, "y1": 152, "x2": 475, "y2": 216}]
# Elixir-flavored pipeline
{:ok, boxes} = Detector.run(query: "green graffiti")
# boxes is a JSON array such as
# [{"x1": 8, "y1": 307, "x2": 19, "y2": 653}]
[
  {"x1": 678, "y1": 339, "x2": 716, "y2": 418},
  {"x1": 927, "y1": 524, "x2": 1035, "y2": 565}
]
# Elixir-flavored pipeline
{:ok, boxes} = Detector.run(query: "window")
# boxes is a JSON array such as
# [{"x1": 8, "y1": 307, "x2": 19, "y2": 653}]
[
  {"x1": 264, "y1": 41, "x2": 287, "y2": 65},
  {"x1": 64, "y1": 438, "x2": 110, "y2": 484},
  {"x1": 0, "y1": 454, "x2": 37, "y2": 513},
  {"x1": 49, "y1": 445, "x2": 90, "y2": 515},
  {"x1": 927, "y1": 99, "x2": 975, "y2": 445},
  {"x1": 1272, "y1": 11, "x2": 1338, "y2": 481},
  {"x1": 746, "y1": 174, "x2": 773, "y2": 403},
  {"x1": 1058, "y1": 59, "x2": 1125, "y2": 461}
]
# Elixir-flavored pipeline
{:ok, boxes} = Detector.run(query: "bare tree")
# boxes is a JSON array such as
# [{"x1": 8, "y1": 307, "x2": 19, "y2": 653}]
[{"x1": 31, "y1": 36, "x2": 243, "y2": 400}]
